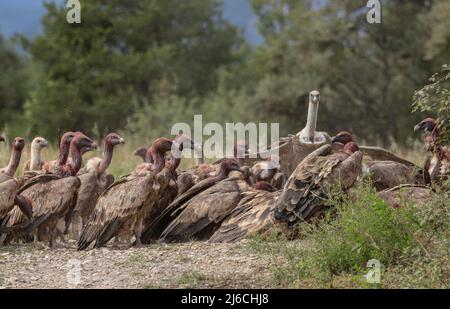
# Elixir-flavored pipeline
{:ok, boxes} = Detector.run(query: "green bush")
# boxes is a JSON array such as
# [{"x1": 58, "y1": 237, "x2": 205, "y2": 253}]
[{"x1": 249, "y1": 183, "x2": 449, "y2": 288}]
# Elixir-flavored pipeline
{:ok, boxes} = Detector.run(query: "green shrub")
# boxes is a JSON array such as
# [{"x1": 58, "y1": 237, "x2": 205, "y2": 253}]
[{"x1": 249, "y1": 183, "x2": 449, "y2": 288}]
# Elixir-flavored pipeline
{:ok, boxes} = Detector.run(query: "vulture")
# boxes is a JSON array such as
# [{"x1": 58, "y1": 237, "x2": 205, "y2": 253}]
[
  {"x1": 41, "y1": 131, "x2": 76, "y2": 173},
  {"x1": 209, "y1": 169, "x2": 288, "y2": 243},
  {"x1": 332, "y1": 131, "x2": 425, "y2": 190},
  {"x1": 275, "y1": 141, "x2": 363, "y2": 226},
  {"x1": 140, "y1": 159, "x2": 246, "y2": 244},
  {"x1": 176, "y1": 141, "x2": 249, "y2": 195},
  {"x1": 77, "y1": 137, "x2": 175, "y2": 250},
  {"x1": 414, "y1": 118, "x2": 449, "y2": 184},
  {"x1": 209, "y1": 189, "x2": 283, "y2": 243},
  {"x1": 0, "y1": 132, "x2": 95, "y2": 247},
  {"x1": 22, "y1": 137, "x2": 49, "y2": 173},
  {"x1": 133, "y1": 147, "x2": 147, "y2": 162},
  {"x1": 71, "y1": 133, "x2": 125, "y2": 234},
  {"x1": 378, "y1": 184, "x2": 436, "y2": 209},
  {"x1": 0, "y1": 137, "x2": 32, "y2": 225}
]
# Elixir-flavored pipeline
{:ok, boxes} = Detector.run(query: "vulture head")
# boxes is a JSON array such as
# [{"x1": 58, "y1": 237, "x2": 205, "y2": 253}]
[
  {"x1": 72, "y1": 132, "x2": 96, "y2": 151},
  {"x1": 414, "y1": 118, "x2": 436, "y2": 133},
  {"x1": 31, "y1": 136, "x2": 49, "y2": 151},
  {"x1": 343, "y1": 142, "x2": 360, "y2": 155},
  {"x1": 173, "y1": 131, "x2": 196, "y2": 152},
  {"x1": 13, "y1": 137, "x2": 26, "y2": 152},
  {"x1": 221, "y1": 158, "x2": 242, "y2": 175},
  {"x1": 309, "y1": 90, "x2": 320, "y2": 104},
  {"x1": 331, "y1": 131, "x2": 354, "y2": 145},
  {"x1": 133, "y1": 147, "x2": 147, "y2": 161},
  {"x1": 152, "y1": 137, "x2": 173, "y2": 155},
  {"x1": 105, "y1": 132, "x2": 125, "y2": 147}
]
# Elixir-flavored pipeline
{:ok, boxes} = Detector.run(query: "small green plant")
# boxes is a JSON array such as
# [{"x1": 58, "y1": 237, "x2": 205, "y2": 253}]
[{"x1": 249, "y1": 183, "x2": 449, "y2": 288}]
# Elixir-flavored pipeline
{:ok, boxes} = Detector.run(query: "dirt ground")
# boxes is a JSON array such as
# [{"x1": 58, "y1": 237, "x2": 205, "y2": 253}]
[{"x1": 0, "y1": 240, "x2": 274, "y2": 289}]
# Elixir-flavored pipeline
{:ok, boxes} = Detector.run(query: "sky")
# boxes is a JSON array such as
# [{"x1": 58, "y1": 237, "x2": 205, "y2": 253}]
[{"x1": 0, "y1": 0, "x2": 263, "y2": 45}]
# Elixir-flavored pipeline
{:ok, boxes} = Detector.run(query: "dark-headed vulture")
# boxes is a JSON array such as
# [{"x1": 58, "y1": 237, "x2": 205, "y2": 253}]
[
  {"x1": 275, "y1": 141, "x2": 363, "y2": 226},
  {"x1": 41, "y1": 131, "x2": 76, "y2": 174},
  {"x1": 140, "y1": 158, "x2": 244, "y2": 244},
  {"x1": 414, "y1": 118, "x2": 449, "y2": 184},
  {"x1": 0, "y1": 132, "x2": 95, "y2": 247},
  {"x1": 77, "y1": 137, "x2": 175, "y2": 250}
]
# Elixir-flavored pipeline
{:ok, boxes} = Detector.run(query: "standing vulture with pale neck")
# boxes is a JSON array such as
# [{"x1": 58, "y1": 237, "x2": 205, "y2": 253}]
[
  {"x1": 332, "y1": 131, "x2": 425, "y2": 190},
  {"x1": 140, "y1": 159, "x2": 246, "y2": 244},
  {"x1": 275, "y1": 140, "x2": 363, "y2": 226},
  {"x1": 71, "y1": 133, "x2": 125, "y2": 235},
  {"x1": 0, "y1": 137, "x2": 33, "y2": 224},
  {"x1": 0, "y1": 132, "x2": 96, "y2": 247},
  {"x1": 22, "y1": 137, "x2": 49, "y2": 174},
  {"x1": 77, "y1": 137, "x2": 175, "y2": 250},
  {"x1": 414, "y1": 118, "x2": 449, "y2": 184}
]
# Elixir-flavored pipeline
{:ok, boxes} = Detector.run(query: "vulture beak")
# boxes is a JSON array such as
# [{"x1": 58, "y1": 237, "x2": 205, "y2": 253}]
[
  {"x1": 42, "y1": 140, "x2": 49, "y2": 147},
  {"x1": 119, "y1": 137, "x2": 125, "y2": 144},
  {"x1": 413, "y1": 124, "x2": 422, "y2": 132},
  {"x1": 91, "y1": 141, "x2": 98, "y2": 150},
  {"x1": 331, "y1": 135, "x2": 342, "y2": 144}
]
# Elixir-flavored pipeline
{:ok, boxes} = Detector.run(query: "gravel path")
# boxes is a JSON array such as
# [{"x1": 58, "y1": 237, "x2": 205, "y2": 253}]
[{"x1": 0, "y1": 240, "x2": 273, "y2": 289}]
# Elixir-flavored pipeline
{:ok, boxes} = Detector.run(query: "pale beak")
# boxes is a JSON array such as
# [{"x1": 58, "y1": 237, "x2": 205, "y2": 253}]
[{"x1": 414, "y1": 124, "x2": 421, "y2": 132}]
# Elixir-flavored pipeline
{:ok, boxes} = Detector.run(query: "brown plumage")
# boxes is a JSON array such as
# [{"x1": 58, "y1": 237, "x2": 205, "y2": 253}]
[
  {"x1": 275, "y1": 142, "x2": 363, "y2": 226},
  {"x1": 209, "y1": 190, "x2": 284, "y2": 243},
  {"x1": 332, "y1": 131, "x2": 425, "y2": 190},
  {"x1": 378, "y1": 184, "x2": 436, "y2": 209},
  {"x1": 77, "y1": 137, "x2": 174, "y2": 250},
  {"x1": 0, "y1": 132, "x2": 95, "y2": 247},
  {"x1": 140, "y1": 159, "x2": 243, "y2": 244},
  {"x1": 415, "y1": 118, "x2": 449, "y2": 184},
  {"x1": 22, "y1": 137, "x2": 48, "y2": 174},
  {"x1": 0, "y1": 137, "x2": 32, "y2": 226},
  {"x1": 71, "y1": 133, "x2": 125, "y2": 234}
]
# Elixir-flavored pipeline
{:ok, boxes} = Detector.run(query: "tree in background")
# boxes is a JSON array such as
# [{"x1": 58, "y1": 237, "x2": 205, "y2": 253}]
[
  {"x1": 25, "y1": 0, "x2": 241, "y2": 141},
  {"x1": 0, "y1": 34, "x2": 36, "y2": 138},
  {"x1": 244, "y1": 0, "x2": 450, "y2": 145}
]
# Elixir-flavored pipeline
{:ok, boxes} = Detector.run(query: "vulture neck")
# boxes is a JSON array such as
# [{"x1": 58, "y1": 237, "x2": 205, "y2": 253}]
[
  {"x1": 304, "y1": 101, "x2": 318, "y2": 142},
  {"x1": 97, "y1": 142, "x2": 114, "y2": 175},
  {"x1": 30, "y1": 146, "x2": 43, "y2": 171},
  {"x1": 4, "y1": 147, "x2": 22, "y2": 176},
  {"x1": 57, "y1": 140, "x2": 71, "y2": 166},
  {"x1": 151, "y1": 151, "x2": 166, "y2": 174},
  {"x1": 68, "y1": 142, "x2": 83, "y2": 176},
  {"x1": 215, "y1": 164, "x2": 231, "y2": 181}
]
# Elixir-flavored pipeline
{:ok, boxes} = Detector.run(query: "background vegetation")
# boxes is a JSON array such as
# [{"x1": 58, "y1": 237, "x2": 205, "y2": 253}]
[{"x1": 0, "y1": 0, "x2": 449, "y2": 147}]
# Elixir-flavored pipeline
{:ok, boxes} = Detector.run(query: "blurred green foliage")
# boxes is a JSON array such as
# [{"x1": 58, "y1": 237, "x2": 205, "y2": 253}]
[{"x1": 0, "y1": 0, "x2": 449, "y2": 146}]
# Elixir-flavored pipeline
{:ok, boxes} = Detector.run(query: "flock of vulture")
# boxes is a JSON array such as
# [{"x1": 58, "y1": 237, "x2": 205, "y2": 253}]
[{"x1": 0, "y1": 91, "x2": 448, "y2": 250}]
